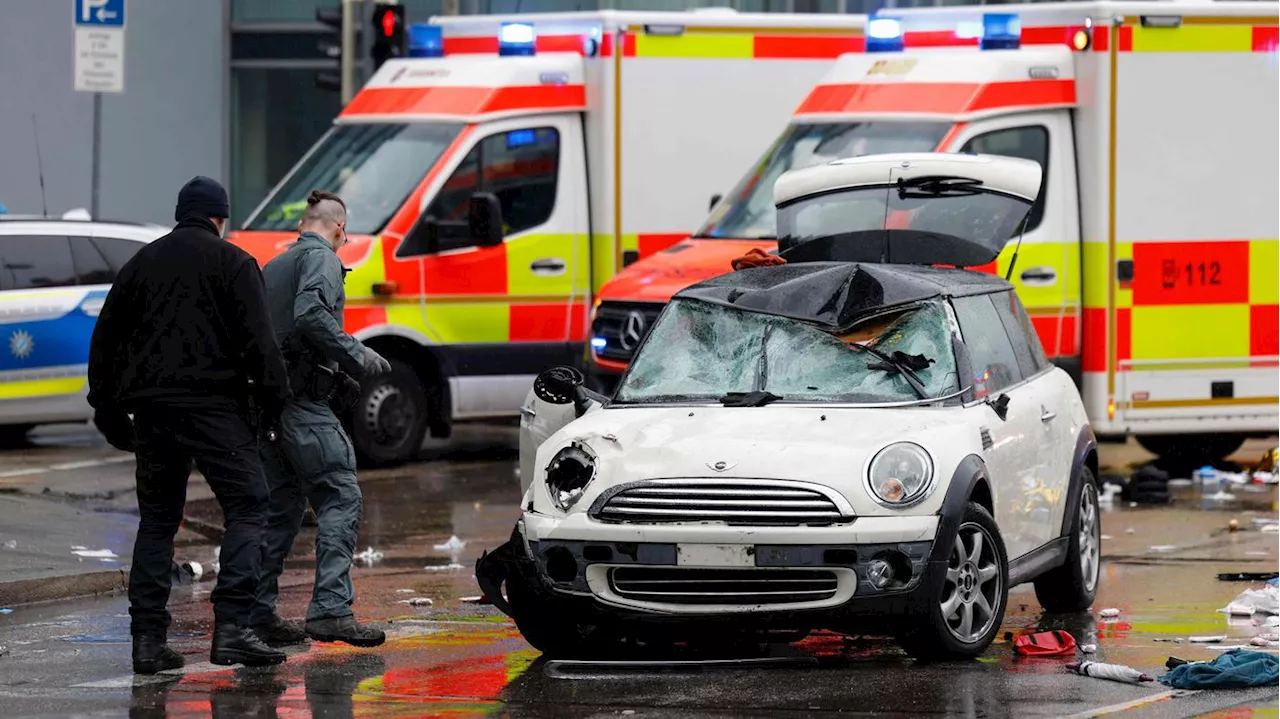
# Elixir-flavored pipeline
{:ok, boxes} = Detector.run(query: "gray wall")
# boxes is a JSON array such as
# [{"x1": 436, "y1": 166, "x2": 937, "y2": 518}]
[{"x1": 0, "y1": 0, "x2": 227, "y2": 226}]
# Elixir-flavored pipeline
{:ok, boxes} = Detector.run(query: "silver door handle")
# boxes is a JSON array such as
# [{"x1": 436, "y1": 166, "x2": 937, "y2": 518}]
[
  {"x1": 519, "y1": 405, "x2": 536, "y2": 420},
  {"x1": 1020, "y1": 266, "x2": 1058, "y2": 286},
  {"x1": 530, "y1": 258, "x2": 567, "y2": 274},
  {"x1": 1040, "y1": 409, "x2": 1057, "y2": 423}
]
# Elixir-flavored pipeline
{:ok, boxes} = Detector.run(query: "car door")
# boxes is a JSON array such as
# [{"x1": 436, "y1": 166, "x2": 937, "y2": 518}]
[{"x1": 952, "y1": 292, "x2": 1043, "y2": 561}]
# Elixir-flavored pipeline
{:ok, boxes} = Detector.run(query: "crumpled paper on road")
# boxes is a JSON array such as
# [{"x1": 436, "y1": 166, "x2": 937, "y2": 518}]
[{"x1": 1220, "y1": 585, "x2": 1280, "y2": 616}]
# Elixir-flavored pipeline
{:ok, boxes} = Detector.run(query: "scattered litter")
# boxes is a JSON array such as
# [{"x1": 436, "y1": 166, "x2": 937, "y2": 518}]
[
  {"x1": 1100, "y1": 535, "x2": 1113, "y2": 540},
  {"x1": 424, "y1": 563, "x2": 464, "y2": 572},
  {"x1": 71, "y1": 548, "x2": 117, "y2": 559},
  {"x1": 1246, "y1": 551, "x2": 1271, "y2": 557},
  {"x1": 1159, "y1": 649, "x2": 1279, "y2": 689},
  {"x1": 0, "y1": 609, "x2": 11, "y2": 615},
  {"x1": 1218, "y1": 572, "x2": 1279, "y2": 582},
  {"x1": 1081, "y1": 644, "x2": 1098, "y2": 653},
  {"x1": 396, "y1": 589, "x2": 415, "y2": 594},
  {"x1": 1264, "y1": 525, "x2": 1280, "y2": 534},
  {"x1": 399, "y1": 597, "x2": 433, "y2": 607},
  {"x1": 1014, "y1": 630, "x2": 1077, "y2": 656},
  {"x1": 1099, "y1": 608, "x2": 1122, "y2": 618},
  {"x1": 1068, "y1": 661, "x2": 1154, "y2": 683},
  {"x1": 1126, "y1": 528, "x2": 1136, "y2": 535},
  {"x1": 1218, "y1": 585, "x2": 1280, "y2": 616},
  {"x1": 1267, "y1": 616, "x2": 1280, "y2": 627},
  {"x1": 434, "y1": 535, "x2": 467, "y2": 553},
  {"x1": 355, "y1": 547, "x2": 384, "y2": 565},
  {"x1": 1168, "y1": 479, "x2": 1193, "y2": 487},
  {"x1": 1250, "y1": 634, "x2": 1279, "y2": 647},
  {"x1": 1190, "y1": 635, "x2": 1228, "y2": 643},
  {"x1": 1228, "y1": 519, "x2": 1240, "y2": 533},
  {"x1": 1128, "y1": 501, "x2": 1138, "y2": 508},
  {"x1": 1252, "y1": 517, "x2": 1279, "y2": 527},
  {"x1": 1149, "y1": 545, "x2": 1178, "y2": 552},
  {"x1": 1226, "y1": 603, "x2": 1258, "y2": 617},
  {"x1": 460, "y1": 595, "x2": 487, "y2": 604},
  {"x1": 1099, "y1": 483, "x2": 1123, "y2": 505},
  {"x1": 1205, "y1": 491, "x2": 1237, "y2": 502},
  {"x1": 3, "y1": 540, "x2": 15, "y2": 549},
  {"x1": 1155, "y1": 638, "x2": 1183, "y2": 644}
]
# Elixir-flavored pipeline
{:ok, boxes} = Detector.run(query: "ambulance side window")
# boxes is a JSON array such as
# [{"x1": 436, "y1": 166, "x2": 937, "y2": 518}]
[
  {"x1": 960, "y1": 126, "x2": 1049, "y2": 233},
  {"x1": 419, "y1": 127, "x2": 560, "y2": 252}
]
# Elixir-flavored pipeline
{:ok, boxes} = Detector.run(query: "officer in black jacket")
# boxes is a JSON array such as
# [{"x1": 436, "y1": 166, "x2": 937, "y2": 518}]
[{"x1": 87, "y1": 176, "x2": 292, "y2": 674}]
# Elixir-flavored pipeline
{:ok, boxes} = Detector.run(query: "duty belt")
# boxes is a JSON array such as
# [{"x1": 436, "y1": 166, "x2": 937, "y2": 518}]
[{"x1": 289, "y1": 362, "x2": 338, "y2": 402}]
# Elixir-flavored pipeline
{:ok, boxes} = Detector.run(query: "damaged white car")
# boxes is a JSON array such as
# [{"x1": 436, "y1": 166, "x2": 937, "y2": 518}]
[{"x1": 479, "y1": 153, "x2": 1100, "y2": 660}]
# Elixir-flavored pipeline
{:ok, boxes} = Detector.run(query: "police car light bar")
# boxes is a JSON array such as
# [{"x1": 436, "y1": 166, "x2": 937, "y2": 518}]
[
  {"x1": 500, "y1": 22, "x2": 536, "y2": 56},
  {"x1": 866, "y1": 17, "x2": 903, "y2": 53},
  {"x1": 408, "y1": 24, "x2": 444, "y2": 57},
  {"x1": 981, "y1": 13, "x2": 1021, "y2": 50}
]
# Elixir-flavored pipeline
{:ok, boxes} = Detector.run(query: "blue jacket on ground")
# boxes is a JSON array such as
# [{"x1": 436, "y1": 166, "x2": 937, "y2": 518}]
[{"x1": 1159, "y1": 649, "x2": 1279, "y2": 690}]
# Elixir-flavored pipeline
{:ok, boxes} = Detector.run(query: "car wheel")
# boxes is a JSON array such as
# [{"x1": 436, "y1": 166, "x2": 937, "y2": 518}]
[
  {"x1": 1034, "y1": 468, "x2": 1101, "y2": 613},
  {"x1": 0, "y1": 424, "x2": 33, "y2": 448},
  {"x1": 506, "y1": 569, "x2": 606, "y2": 658},
  {"x1": 1136, "y1": 434, "x2": 1246, "y2": 462},
  {"x1": 350, "y1": 359, "x2": 429, "y2": 467},
  {"x1": 899, "y1": 502, "x2": 1008, "y2": 661}
]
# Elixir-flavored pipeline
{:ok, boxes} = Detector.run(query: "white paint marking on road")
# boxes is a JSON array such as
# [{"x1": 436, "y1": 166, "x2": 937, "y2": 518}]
[
  {"x1": 0, "y1": 468, "x2": 48, "y2": 479},
  {"x1": 101, "y1": 455, "x2": 135, "y2": 464},
  {"x1": 50, "y1": 459, "x2": 119, "y2": 471},
  {"x1": 1058, "y1": 689, "x2": 1184, "y2": 719}
]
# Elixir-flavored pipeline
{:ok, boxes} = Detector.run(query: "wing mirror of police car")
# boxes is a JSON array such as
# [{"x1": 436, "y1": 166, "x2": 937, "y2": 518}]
[{"x1": 469, "y1": 192, "x2": 504, "y2": 248}]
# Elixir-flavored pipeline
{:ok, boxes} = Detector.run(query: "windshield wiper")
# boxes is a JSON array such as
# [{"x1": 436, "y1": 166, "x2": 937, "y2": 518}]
[
  {"x1": 849, "y1": 345, "x2": 934, "y2": 400},
  {"x1": 720, "y1": 391, "x2": 783, "y2": 407},
  {"x1": 897, "y1": 175, "x2": 984, "y2": 199}
]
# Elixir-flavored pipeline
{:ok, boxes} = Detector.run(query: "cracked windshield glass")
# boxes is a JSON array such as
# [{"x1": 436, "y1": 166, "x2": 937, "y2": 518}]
[
  {"x1": 694, "y1": 121, "x2": 952, "y2": 240},
  {"x1": 245, "y1": 122, "x2": 463, "y2": 234},
  {"x1": 615, "y1": 299, "x2": 958, "y2": 404}
]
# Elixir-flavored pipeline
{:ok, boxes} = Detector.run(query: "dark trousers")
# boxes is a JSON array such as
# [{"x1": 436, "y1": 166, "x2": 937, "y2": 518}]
[
  {"x1": 130, "y1": 405, "x2": 267, "y2": 638},
  {"x1": 252, "y1": 398, "x2": 362, "y2": 624}
]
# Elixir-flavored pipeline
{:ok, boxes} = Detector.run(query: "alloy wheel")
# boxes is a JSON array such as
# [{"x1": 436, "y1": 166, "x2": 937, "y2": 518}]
[{"x1": 940, "y1": 522, "x2": 1002, "y2": 644}]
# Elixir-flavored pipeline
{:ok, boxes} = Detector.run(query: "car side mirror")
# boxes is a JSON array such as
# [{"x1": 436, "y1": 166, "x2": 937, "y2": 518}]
[
  {"x1": 533, "y1": 365, "x2": 585, "y2": 406},
  {"x1": 986, "y1": 393, "x2": 1010, "y2": 421},
  {"x1": 709, "y1": 193, "x2": 723, "y2": 211},
  {"x1": 469, "y1": 192, "x2": 504, "y2": 248}
]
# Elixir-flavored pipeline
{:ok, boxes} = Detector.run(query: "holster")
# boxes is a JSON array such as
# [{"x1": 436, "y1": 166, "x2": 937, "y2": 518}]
[{"x1": 289, "y1": 362, "x2": 338, "y2": 402}]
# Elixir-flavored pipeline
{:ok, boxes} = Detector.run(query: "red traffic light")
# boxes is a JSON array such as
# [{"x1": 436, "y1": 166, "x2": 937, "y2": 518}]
[{"x1": 380, "y1": 10, "x2": 397, "y2": 37}]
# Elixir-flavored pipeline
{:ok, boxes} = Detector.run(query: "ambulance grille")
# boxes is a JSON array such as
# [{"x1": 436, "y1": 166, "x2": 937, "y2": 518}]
[
  {"x1": 591, "y1": 480, "x2": 853, "y2": 526},
  {"x1": 591, "y1": 301, "x2": 664, "y2": 362},
  {"x1": 609, "y1": 567, "x2": 840, "y2": 606}
]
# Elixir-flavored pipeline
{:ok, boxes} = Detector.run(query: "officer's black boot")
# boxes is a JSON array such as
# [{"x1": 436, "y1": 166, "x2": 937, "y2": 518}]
[
  {"x1": 305, "y1": 615, "x2": 386, "y2": 648},
  {"x1": 210, "y1": 624, "x2": 287, "y2": 667},
  {"x1": 253, "y1": 614, "x2": 309, "y2": 647},
  {"x1": 132, "y1": 635, "x2": 184, "y2": 675}
]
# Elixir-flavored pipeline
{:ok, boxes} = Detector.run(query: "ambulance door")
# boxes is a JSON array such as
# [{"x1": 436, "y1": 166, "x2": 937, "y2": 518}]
[
  {"x1": 946, "y1": 112, "x2": 1082, "y2": 374},
  {"x1": 398, "y1": 114, "x2": 589, "y2": 419}
]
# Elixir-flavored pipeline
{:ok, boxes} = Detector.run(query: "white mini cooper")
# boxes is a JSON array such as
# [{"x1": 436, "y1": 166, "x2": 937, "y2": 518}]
[{"x1": 478, "y1": 153, "x2": 1100, "y2": 660}]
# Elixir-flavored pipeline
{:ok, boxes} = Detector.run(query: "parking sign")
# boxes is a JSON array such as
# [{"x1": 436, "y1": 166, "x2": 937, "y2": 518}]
[{"x1": 73, "y1": 0, "x2": 125, "y2": 93}]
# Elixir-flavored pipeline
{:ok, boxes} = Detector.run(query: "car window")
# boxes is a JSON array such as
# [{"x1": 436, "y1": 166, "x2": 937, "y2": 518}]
[
  {"x1": 71, "y1": 236, "x2": 114, "y2": 285},
  {"x1": 951, "y1": 294, "x2": 1024, "y2": 397},
  {"x1": 420, "y1": 127, "x2": 560, "y2": 251},
  {"x1": 0, "y1": 236, "x2": 77, "y2": 291},
  {"x1": 990, "y1": 290, "x2": 1049, "y2": 377},
  {"x1": 960, "y1": 126, "x2": 1048, "y2": 233},
  {"x1": 92, "y1": 236, "x2": 144, "y2": 273}
]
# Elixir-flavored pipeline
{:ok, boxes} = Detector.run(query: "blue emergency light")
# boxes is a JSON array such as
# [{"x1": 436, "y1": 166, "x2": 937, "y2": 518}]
[
  {"x1": 866, "y1": 17, "x2": 904, "y2": 53},
  {"x1": 499, "y1": 22, "x2": 536, "y2": 56},
  {"x1": 981, "y1": 13, "x2": 1022, "y2": 50},
  {"x1": 408, "y1": 24, "x2": 444, "y2": 57},
  {"x1": 590, "y1": 337, "x2": 608, "y2": 350}
]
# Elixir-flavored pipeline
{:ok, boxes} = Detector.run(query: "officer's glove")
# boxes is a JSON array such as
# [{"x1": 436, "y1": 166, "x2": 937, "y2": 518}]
[
  {"x1": 93, "y1": 408, "x2": 136, "y2": 453},
  {"x1": 360, "y1": 347, "x2": 392, "y2": 378},
  {"x1": 331, "y1": 372, "x2": 362, "y2": 414}
]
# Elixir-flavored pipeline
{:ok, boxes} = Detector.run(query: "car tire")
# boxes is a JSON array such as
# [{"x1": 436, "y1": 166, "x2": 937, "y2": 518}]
[
  {"x1": 1034, "y1": 468, "x2": 1101, "y2": 613},
  {"x1": 350, "y1": 359, "x2": 430, "y2": 468},
  {"x1": 0, "y1": 425, "x2": 33, "y2": 448},
  {"x1": 898, "y1": 501, "x2": 1008, "y2": 662},
  {"x1": 1136, "y1": 434, "x2": 1246, "y2": 462},
  {"x1": 506, "y1": 569, "x2": 606, "y2": 658}
]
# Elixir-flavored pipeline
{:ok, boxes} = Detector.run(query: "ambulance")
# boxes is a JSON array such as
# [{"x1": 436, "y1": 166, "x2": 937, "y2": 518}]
[
  {"x1": 231, "y1": 10, "x2": 866, "y2": 465},
  {"x1": 588, "y1": 1, "x2": 1279, "y2": 462}
]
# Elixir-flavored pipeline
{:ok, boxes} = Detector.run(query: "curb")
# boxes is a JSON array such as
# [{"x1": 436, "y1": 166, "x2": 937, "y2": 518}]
[{"x1": 0, "y1": 568, "x2": 128, "y2": 607}]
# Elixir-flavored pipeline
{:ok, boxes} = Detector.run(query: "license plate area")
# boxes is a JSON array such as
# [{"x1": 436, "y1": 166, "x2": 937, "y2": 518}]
[{"x1": 676, "y1": 544, "x2": 755, "y2": 567}]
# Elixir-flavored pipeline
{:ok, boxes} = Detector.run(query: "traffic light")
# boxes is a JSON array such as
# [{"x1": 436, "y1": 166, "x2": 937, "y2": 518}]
[
  {"x1": 315, "y1": 4, "x2": 346, "y2": 93},
  {"x1": 371, "y1": 3, "x2": 406, "y2": 72}
]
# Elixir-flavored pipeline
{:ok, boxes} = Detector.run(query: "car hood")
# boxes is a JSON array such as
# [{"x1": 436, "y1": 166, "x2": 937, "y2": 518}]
[
  {"x1": 600, "y1": 239, "x2": 775, "y2": 303},
  {"x1": 534, "y1": 403, "x2": 979, "y2": 518}
]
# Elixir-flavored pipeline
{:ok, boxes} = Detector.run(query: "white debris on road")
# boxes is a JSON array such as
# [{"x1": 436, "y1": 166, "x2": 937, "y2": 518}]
[
  {"x1": 1099, "y1": 608, "x2": 1121, "y2": 618},
  {"x1": 399, "y1": 597, "x2": 433, "y2": 606},
  {"x1": 355, "y1": 547, "x2": 385, "y2": 565}
]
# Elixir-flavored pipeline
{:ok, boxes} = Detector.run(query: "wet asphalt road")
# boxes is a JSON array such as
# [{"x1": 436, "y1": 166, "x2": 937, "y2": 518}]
[{"x1": 0, "y1": 427, "x2": 1276, "y2": 718}]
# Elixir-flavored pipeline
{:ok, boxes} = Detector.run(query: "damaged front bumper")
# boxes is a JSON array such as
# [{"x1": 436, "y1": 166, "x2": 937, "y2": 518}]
[{"x1": 477, "y1": 513, "x2": 945, "y2": 629}]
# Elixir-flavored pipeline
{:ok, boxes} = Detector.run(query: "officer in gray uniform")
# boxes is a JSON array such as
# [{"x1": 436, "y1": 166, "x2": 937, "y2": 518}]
[{"x1": 251, "y1": 190, "x2": 391, "y2": 647}]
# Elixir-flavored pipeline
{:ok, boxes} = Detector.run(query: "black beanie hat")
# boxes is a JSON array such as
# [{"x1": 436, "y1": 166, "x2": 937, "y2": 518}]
[{"x1": 174, "y1": 176, "x2": 230, "y2": 222}]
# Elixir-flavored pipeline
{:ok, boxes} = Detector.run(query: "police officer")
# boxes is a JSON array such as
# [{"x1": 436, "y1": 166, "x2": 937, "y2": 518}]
[
  {"x1": 87, "y1": 176, "x2": 291, "y2": 674},
  {"x1": 251, "y1": 190, "x2": 391, "y2": 647}
]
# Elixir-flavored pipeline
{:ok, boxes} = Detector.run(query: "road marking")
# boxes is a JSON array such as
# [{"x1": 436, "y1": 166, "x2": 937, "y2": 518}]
[
  {"x1": 0, "y1": 468, "x2": 48, "y2": 479},
  {"x1": 0, "y1": 454, "x2": 133, "y2": 481},
  {"x1": 1059, "y1": 689, "x2": 1186, "y2": 719},
  {"x1": 50, "y1": 459, "x2": 119, "y2": 471}
]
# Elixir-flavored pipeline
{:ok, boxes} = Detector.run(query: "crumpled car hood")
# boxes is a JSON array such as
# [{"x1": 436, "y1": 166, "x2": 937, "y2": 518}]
[
  {"x1": 599, "y1": 239, "x2": 775, "y2": 303},
  {"x1": 534, "y1": 404, "x2": 978, "y2": 518}
]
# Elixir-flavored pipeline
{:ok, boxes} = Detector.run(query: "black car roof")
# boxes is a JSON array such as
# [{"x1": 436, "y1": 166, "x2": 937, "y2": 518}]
[{"x1": 674, "y1": 262, "x2": 1012, "y2": 332}]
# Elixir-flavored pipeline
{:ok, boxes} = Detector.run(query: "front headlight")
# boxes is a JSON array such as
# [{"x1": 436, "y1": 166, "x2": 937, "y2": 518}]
[
  {"x1": 868, "y1": 442, "x2": 935, "y2": 507},
  {"x1": 545, "y1": 443, "x2": 596, "y2": 511}
]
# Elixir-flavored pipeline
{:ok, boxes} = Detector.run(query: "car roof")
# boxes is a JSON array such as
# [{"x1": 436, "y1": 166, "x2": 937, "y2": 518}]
[
  {"x1": 0, "y1": 218, "x2": 167, "y2": 243},
  {"x1": 674, "y1": 261, "x2": 1012, "y2": 332}
]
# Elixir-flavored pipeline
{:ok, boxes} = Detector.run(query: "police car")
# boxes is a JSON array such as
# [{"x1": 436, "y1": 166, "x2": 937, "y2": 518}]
[
  {"x1": 0, "y1": 213, "x2": 166, "y2": 444},
  {"x1": 482, "y1": 154, "x2": 1100, "y2": 660}
]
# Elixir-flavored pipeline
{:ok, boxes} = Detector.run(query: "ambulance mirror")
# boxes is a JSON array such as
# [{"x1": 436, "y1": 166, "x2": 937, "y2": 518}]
[{"x1": 469, "y1": 193, "x2": 504, "y2": 248}]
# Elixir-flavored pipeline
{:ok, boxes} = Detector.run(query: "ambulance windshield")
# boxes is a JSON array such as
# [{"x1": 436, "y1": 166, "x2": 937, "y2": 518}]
[
  {"x1": 695, "y1": 121, "x2": 952, "y2": 240},
  {"x1": 245, "y1": 122, "x2": 464, "y2": 234}
]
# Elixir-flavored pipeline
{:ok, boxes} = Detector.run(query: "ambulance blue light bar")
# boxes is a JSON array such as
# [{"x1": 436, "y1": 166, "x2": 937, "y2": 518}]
[
  {"x1": 866, "y1": 16, "x2": 904, "y2": 53},
  {"x1": 408, "y1": 24, "x2": 444, "y2": 57},
  {"x1": 981, "y1": 13, "x2": 1022, "y2": 50},
  {"x1": 499, "y1": 22, "x2": 536, "y2": 56}
]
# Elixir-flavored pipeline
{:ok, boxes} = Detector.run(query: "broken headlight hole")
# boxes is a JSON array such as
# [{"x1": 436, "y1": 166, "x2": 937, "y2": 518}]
[{"x1": 545, "y1": 443, "x2": 596, "y2": 511}]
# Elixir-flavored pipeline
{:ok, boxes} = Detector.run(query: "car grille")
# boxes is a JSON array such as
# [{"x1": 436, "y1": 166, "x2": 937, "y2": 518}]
[
  {"x1": 591, "y1": 480, "x2": 853, "y2": 526},
  {"x1": 591, "y1": 301, "x2": 664, "y2": 363},
  {"x1": 609, "y1": 567, "x2": 840, "y2": 606}
]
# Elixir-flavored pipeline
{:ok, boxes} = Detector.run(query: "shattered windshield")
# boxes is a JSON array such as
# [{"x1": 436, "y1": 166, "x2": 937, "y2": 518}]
[
  {"x1": 615, "y1": 299, "x2": 959, "y2": 405},
  {"x1": 244, "y1": 122, "x2": 463, "y2": 234},
  {"x1": 694, "y1": 121, "x2": 952, "y2": 240}
]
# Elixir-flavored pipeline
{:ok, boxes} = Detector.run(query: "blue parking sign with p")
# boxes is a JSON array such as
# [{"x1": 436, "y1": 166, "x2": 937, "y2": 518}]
[{"x1": 75, "y1": 0, "x2": 125, "y2": 27}]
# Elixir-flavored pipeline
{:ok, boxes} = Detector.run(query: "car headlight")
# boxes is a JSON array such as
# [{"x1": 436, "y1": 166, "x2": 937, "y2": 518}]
[
  {"x1": 868, "y1": 442, "x2": 935, "y2": 507},
  {"x1": 545, "y1": 444, "x2": 596, "y2": 511}
]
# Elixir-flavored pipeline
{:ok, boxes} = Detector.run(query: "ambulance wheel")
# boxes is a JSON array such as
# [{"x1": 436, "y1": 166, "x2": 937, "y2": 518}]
[
  {"x1": 1136, "y1": 434, "x2": 1245, "y2": 462},
  {"x1": 351, "y1": 359, "x2": 429, "y2": 467}
]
